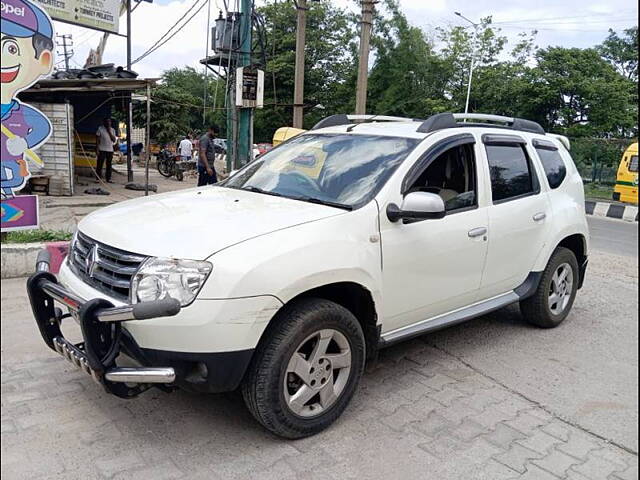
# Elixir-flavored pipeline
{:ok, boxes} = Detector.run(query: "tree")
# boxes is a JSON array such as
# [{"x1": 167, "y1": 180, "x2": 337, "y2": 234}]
[
  {"x1": 597, "y1": 27, "x2": 638, "y2": 81},
  {"x1": 254, "y1": 1, "x2": 358, "y2": 140},
  {"x1": 366, "y1": 0, "x2": 450, "y2": 117},
  {"x1": 533, "y1": 47, "x2": 636, "y2": 137}
]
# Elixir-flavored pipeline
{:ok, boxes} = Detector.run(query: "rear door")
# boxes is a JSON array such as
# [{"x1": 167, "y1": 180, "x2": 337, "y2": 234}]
[{"x1": 477, "y1": 134, "x2": 552, "y2": 299}]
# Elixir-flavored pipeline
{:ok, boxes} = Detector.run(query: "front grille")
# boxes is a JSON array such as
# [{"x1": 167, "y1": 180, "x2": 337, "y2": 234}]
[{"x1": 69, "y1": 231, "x2": 147, "y2": 302}]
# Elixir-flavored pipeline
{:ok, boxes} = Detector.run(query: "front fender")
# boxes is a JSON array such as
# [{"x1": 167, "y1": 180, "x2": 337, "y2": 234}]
[{"x1": 199, "y1": 202, "x2": 383, "y2": 315}]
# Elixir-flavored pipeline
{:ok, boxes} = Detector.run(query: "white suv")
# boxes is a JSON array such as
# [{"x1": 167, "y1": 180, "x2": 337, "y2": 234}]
[{"x1": 27, "y1": 113, "x2": 589, "y2": 438}]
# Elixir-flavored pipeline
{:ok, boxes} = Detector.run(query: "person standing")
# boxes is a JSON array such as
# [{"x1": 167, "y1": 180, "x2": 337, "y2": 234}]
[
  {"x1": 95, "y1": 118, "x2": 117, "y2": 182},
  {"x1": 198, "y1": 125, "x2": 220, "y2": 186},
  {"x1": 178, "y1": 134, "x2": 193, "y2": 161}
]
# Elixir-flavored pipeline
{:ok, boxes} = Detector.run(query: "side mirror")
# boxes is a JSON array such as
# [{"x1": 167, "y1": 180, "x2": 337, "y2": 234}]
[{"x1": 387, "y1": 192, "x2": 446, "y2": 223}]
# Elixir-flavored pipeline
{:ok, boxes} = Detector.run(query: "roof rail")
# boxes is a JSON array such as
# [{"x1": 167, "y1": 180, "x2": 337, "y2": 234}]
[
  {"x1": 311, "y1": 114, "x2": 417, "y2": 130},
  {"x1": 417, "y1": 112, "x2": 545, "y2": 135}
]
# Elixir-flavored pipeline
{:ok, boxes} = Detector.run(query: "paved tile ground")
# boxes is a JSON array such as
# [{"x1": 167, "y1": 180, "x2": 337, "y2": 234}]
[
  {"x1": 1, "y1": 244, "x2": 637, "y2": 479},
  {"x1": 1, "y1": 279, "x2": 636, "y2": 479}
]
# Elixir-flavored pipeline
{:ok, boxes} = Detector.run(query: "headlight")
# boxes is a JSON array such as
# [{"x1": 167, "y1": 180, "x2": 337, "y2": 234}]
[{"x1": 131, "y1": 257, "x2": 212, "y2": 306}]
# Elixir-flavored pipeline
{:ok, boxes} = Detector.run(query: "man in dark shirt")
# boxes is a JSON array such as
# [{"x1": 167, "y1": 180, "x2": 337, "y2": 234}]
[{"x1": 198, "y1": 125, "x2": 220, "y2": 186}]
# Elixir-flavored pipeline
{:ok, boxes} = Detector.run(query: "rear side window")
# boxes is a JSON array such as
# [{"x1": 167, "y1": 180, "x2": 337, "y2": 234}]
[
  {"x1": 535, "y1": 147, "x2": 567, "y2": 189},
  {"x1": 485, "y1": 144, "x2": 537, "y2": 202},
  {"x1": 630, "y1": 155, "x2": 638, "y2": 173}
]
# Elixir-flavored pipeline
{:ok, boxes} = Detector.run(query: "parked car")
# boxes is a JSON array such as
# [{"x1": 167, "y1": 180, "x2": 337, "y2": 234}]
[
  {"x1": 256, "y1": 143, "x2": 273, "y2": 156},
  {"x1": 28, "y1": 113, "x2": 589, "y2": 439}
]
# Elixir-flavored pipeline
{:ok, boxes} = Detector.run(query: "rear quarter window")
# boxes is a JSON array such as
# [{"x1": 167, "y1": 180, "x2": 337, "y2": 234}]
[
  {"x1": 535, "y1": 147, "x2": 567, "y2": 189},
  {"x1": 629, "y1": 155, "x2": 638, "y2": 173}
]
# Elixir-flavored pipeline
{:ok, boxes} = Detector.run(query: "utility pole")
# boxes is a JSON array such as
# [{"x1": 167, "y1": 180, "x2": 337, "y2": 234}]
[
  {"x1": 236, "y1": 0, "x2": 253, "y2": 168},
  {"x1": 355, "y1": 0, "x2": 374, "y2": 115},
  {"x1": 56, "y1": 34, "x2": 74, "y2": 71},
  {"x1": 455, "y1": 11, "x2": 480, "y2": 114},
  {"x1": 292, "y1": 0, "x2": 307, "y2": 128},
  {"x1": 126, "y1": 0, "x2": 133, "y2": 182}
]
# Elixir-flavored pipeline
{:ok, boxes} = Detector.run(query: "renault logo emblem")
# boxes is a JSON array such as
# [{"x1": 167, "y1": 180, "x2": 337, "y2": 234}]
[{"x1": 85, "y1": 245, "x2": 99, "y2": 278}]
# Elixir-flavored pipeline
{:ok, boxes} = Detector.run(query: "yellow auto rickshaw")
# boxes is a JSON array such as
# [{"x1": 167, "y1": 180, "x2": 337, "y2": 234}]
[
  {"x1": 613, "y1": 142, "x2": 638, "y2": 204},
  {"x1": 272, "y1": 127, "x2": 305, "y2": 146}
]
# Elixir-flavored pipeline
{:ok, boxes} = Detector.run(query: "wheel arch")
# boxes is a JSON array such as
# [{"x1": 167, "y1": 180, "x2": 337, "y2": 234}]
[
  {"x1": 259, "y1": 281, "x2": 380, "y2": 361},
  {"x1": 557, "y1": 233, "x2": 587, "y2": 265}
]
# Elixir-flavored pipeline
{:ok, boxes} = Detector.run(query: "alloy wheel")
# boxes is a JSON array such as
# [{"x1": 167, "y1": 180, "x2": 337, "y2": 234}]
[
  {"x1": 548, "y1": 262, "x2": 574, "y2": 315},
  {"x1": 283, "y1": 329, "x2": 352, "y2": 418}
]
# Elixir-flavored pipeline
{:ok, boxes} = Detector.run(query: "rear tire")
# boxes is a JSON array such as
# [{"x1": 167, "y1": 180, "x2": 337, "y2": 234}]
[
  {"x1": 242, "y1": 298, "x2": 365, "y2": 439},
  {"x1": 520, "y1": 247, "x2": 579, "y2": 328}
]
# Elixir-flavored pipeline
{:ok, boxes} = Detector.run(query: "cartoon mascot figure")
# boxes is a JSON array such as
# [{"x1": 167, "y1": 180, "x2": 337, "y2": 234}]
[{"x1": 1, "y1": 0, "x2": 54, "y2": 198}]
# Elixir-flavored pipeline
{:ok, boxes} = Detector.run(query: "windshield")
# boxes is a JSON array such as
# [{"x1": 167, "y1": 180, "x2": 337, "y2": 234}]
[{"x1": 222, "y1": 134, "x2": 419, "y2": 209}]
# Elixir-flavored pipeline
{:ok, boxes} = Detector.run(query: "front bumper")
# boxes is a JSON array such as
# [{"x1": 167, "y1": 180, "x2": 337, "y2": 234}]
[{"x1": 27, "y1": 251, "x2": 254, "y2": 398}]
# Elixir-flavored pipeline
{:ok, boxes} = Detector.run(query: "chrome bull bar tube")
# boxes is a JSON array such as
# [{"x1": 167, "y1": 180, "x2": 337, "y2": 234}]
[{"x1": 28, "y1": 249, "x2": 181, "y2": 395}]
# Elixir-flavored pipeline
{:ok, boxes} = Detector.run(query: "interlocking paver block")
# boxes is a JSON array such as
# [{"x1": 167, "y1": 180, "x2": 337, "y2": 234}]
[
  {"x1": 557, "y1": 430, "x2": 602, "y2": 459},
  {"x1": 517, "y1": 464, "x2": 563, "y2": 480},
  {"x1": 418, "y1": 432, "x2": 467, "y2": 460},
  {"x1": 571, "y1": 455, "x2": 626, "y2": 480},
  {"x1": 429, "y1": 385, "x2": 466, "y2": 406},
  {"x1": 404, "y1": 395, "x2": 440, "y2": 418},
  {"x1": 379, "y1": 405, "x2": 419, "y2": 432},
  {"x1": 451, "y1": 418, "x2": 487, "y2": 442},
  {"x1": 611, "y1": 462, "x2": 639, "y2": 480},
  {"x1": 95, "y1": 452, "x2": 147, "y2": 478},
  {"x1": 590, "y1": 446, "x2": 632, "y2": 469},
  {"x1": 469, "y1": 405, "x2": 518, "y2": 430},
  {"x1": 541, "y1": 420, "x2": 572, "y2": 442},
  {"x1": 483, "y1": 422, "x2": 527, "y2": 449},
  {"x1": 505, "y1": 410, "x2": 552, "y2": 435},
  {"x1": 493, "y1": 443, "x2": 544, "y2": 474},
  {"x1": 533, "y1": 449, "x2": 582, "y2": 477},
  {"x1": 412, "y1": 410, "x2": 456, "y2": 437},
  {"x1": 516, "y1": 429, "x2": 563, "y2": 455},
  {"x1": 493, "y1": 396, "x2": 535, "y2": 417},
  {"x1": 370, "y1": 391, "x2": 413, "y2": 415},
  {"x1": 415, "y1": 371, "x2": 457, "y2": 391}
]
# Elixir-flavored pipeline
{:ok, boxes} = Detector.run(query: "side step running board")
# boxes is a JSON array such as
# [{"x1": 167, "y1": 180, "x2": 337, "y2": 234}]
[{"x1": 379, "y1": 292, "x2": 519, "y2": 346}]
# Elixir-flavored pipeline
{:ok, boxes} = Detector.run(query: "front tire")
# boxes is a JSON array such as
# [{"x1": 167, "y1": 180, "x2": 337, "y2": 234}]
[
  {"x1": 520, "y1": 247, "x2": 579, "y2": 328},
  {"x1": 242, "y1": 298, "x2": 365, "y2": 439}
]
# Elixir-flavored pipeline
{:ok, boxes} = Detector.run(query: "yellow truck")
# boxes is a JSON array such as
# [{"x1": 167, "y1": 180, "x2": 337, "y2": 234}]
[{"x1": 613, "y1": 142, "x2": 638, "y2": 205}]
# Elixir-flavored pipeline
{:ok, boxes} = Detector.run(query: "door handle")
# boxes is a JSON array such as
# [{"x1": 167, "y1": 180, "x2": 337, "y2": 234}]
[
  {"x1": 533, "y1": 212, "x2": 546, "y2": 222},
  {"x1": 468, "y1": 227, "x2": 487, "y2": 238}
]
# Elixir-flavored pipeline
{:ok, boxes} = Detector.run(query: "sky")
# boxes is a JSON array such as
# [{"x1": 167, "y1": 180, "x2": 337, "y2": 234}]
[{"x1": 51, "y1": 0, "x2": 639, "y2": 79}]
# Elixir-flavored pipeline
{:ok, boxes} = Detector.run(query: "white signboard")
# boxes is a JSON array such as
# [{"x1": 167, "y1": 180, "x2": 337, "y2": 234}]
[{"x1": 33, "y1": 0, "x2": 120, "y2": 34}]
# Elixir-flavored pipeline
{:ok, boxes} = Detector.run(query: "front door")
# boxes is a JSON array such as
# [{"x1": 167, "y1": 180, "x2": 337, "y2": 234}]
[{"x1": 380, "y1": 138, "x2": 489, "y2": 334}]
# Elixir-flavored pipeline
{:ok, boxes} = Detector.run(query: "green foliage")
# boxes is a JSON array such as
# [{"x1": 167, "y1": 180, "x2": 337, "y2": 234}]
[
  {"x1": 254, "y1": 0, "x2": 358, "y2": 140},
  {"x1": 2, "y1": 229, "x2": 72, "y2": 244},
  {"x1": 136, "y1": 0, "x2": 637, "y2": 146},
  {"x1": 597, "y1": 27, "x2": 638, "y2": 81},
  {"x1": 132, "y1": 67, "x2": 226, "y2": 145}
]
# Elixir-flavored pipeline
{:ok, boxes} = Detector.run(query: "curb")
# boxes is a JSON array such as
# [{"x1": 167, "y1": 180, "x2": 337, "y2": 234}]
[
  {"x1": 585, "y1": 201, "x2": 638, "y2": 222},
  {"x1": 1, "y1": 241, "x2": 69, "y2": 279}
]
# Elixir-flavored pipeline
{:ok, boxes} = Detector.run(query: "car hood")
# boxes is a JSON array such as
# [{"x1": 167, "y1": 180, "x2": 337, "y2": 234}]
[{"x1": 78, "y1": 186, "x2": 344, "y2": 259}]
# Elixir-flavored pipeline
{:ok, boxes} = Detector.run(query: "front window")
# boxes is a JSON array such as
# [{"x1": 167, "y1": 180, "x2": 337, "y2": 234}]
[{"x1": 223, "y1": 134, "x2": 420, "y2": 209}]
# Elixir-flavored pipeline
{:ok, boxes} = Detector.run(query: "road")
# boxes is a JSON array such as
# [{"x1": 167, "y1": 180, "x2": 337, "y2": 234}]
[
  {"x1": 1, "y1": 218, "x2": 638, "y2": 479},
  {"x1": 587, "y1": 216, "x2": 638, "y2": 258}
]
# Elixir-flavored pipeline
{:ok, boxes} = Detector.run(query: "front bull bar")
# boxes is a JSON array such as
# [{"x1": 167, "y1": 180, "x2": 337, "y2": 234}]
[{"x1": 28, "y1": 250, "x2": 181, "y2": 398}]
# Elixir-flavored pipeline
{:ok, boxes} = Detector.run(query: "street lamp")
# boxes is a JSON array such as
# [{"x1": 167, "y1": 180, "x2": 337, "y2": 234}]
[{"x1": 455, "y1": 11, "x2": 480, "y2": 114}]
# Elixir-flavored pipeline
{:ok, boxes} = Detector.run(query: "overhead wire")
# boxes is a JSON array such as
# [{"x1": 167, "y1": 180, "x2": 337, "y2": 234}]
[{"x1": 132, "y1": 0, "x2": 208, "y2": 64}]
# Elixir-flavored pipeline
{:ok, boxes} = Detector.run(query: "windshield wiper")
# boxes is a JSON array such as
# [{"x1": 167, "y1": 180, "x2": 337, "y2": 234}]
[
  {"x1": 242, "y1": 186, "x2": 284, "y2": 198},
  {"x1": 293, "y1": 196, "x2": 353, "y2": 211}
]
